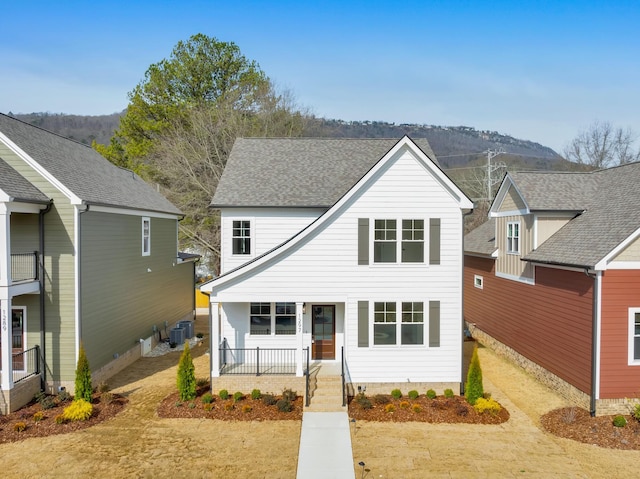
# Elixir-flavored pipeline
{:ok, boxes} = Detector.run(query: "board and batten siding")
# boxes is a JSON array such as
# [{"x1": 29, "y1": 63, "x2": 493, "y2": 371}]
[
  {"x1": 495, "y1": 214, "x2": 534, "y2": 281},
  {"x1": 220, "y1": 208, "x2": 324, "y2": 273},
  {"x1": 81, "y1": 211, "x2": 193, "y2": 370},
  {"x1": 0, "y1": 144, "x2": 77, "y2": 383},
  {"x1": 536, "y1": 216, "x2": 572, "y2": 248},
  {"x1": 464, "y1": 255, "x2": 593, "y2": 394},
  {"x1": 599, "y1": 269, "x2": 640, "y2": 398},
  {"x1": 214, "y1": 150, "x2": 465, "y2": 383}
]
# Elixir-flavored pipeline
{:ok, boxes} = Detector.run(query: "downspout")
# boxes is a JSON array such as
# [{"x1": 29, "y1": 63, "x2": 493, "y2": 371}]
[
  {"x1": 75, "y1": 204, "x2": 90, "y2": 360},
  {"x1": 39, "y1": 200, "x2": 53, "y2": 390},
  {"x1": 460, "y1": 208, "x2": 475, "y2": 394},
  {"x1": 584, "y1": 267, "x2": 598, "y2": 417}
]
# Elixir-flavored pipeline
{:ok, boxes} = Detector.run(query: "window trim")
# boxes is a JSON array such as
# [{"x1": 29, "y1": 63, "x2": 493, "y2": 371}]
[
  {"x1": 232, "y1": 219, "x2": 251, "y2": 256},
  {"x1": 506, "y1": 221, "x2": 520, "y2": 255},
  {"x1": 249, "y1": 302, "x2": 297, "y2": 336},
  {"x1": 371, "y1": 300, "x2": 426, "y2": 347},
  {"x1": 142, "y1": 217, "x2": 151, "y2": 256},
  {"x1": 628, "y1": 308, "x2": 640, "y2": 365},
  {"x1": 474, "y1": 275, "x2": 484, "y2": 289},
  {"x1": 372, "y1": 218, "x2": 427, "y2": 265}
]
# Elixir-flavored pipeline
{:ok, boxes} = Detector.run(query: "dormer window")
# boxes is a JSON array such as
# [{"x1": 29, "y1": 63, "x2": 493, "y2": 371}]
[
  {"x1": 507, "y1": 221, "x2": 520, "y2": 254},
  {"x1": 232, "y1": 220, "x2": 251, "y2": 255}
]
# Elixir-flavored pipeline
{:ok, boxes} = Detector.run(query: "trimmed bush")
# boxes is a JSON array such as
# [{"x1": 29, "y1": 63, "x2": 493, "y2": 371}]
[
  {"x1": 75, "y1": 343, "x2": 93, "y2": 403},
  {"x1": 399, "y1": 401, "x2": 410, "y2": 409},
  {"x1": 13, "y1": 422, "x2": 27, "y2": 432},
  {"x1": 251, "y1": 389, "x2": 262, "y2": 400},
  {"x1": 57, "y1": 389, "x2": 71, "y2": 403},
  {"x1": 412, "y1": 404, "x2": 422, "y2": 413},
  {"x1": 276, "y1": 399, "x2": 293, "y2": 412},
  {"x1": 219, "y1": 389, "x2": 230, "y2": 400},
  {"x1": 233, "y1": 391, "x2": 244, "y2": 403},
  {"x1": 55, "y1": 414, "x2": 66, "y2": 424},
  {"x1": 282, "y1": 389, "x2": 297, "y2": 401},
  {"x1": 62, "y1": 399, "x2": 94, "y2": 421},
  {"x1": 33, "y1": 411, "x2": 44, "y2": 422},
  {"x1": 391, "y1": 389, "x2": 402, "y2": 399},
  {"x1": 357, "y1": 396, "x2": 372, "y2": 410},
  {"x1": 473, "y1": 397, "x2": 501, "y2": 415},
  {"x1": 242, "y1": 404, "x2": 252, "y2": 413},
  {"x1": 444, "y1": 388, "x2": 455, "y2": 399},
  {"x1": 177, "y1": 342, "x2": 196, "y2": 401},
  {"x1": 201, "y1": 392, "x2": 214, "y2": 404},
  {"x1": 407, "y1": 390, "x2": 419, "y2": 400},
  {"x1": 465, "y1": 346, "x2": 484, "y2": 406},
  {"x1": 262, "y1": 394, "x2": 277, "y2": 406},
  {"x1": 613, "y1": 415, "x2": 627, "y2": 427},
  {"x1": 384, "y1": 404, "x2": 396, "y2": 413},
  {"x1": 35, "y1": 391, "x2": 55, "y2": 410},
  {"x1": 426, "y1": 389, "x2": 437, "y2": 400}
]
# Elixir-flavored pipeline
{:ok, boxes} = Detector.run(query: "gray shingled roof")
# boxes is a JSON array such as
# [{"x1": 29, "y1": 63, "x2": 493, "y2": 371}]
[
  {"x1": 212, "y1": 137, "x2": 438, "y2": 207},
  {"x1": 464, "y1": 218, "x2": 496, "y2": 256},
  {"x1": 466, "y1": 163, "x2": 640, "y2": 268},
  {"x1": 0, "y1": 114, "x2": 181, "y2": 215},
  {"x1": 0, "y1": 157, "x2": 50, "y2": 204}
]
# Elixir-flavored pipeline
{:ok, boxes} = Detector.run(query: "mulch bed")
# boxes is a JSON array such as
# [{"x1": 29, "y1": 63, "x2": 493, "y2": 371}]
[
  {"x1": 348, "y1": 394, "x2": 510, "y2": 424},
  {"x1": 0, "y1": 392, "x2": 128, "y2": 444},
  {"x1": 541, "y1": 407, "x2": 640, "y2": 450},
  {"x1": 157, "y1": 385, "x2": 303, "y2": 421}
]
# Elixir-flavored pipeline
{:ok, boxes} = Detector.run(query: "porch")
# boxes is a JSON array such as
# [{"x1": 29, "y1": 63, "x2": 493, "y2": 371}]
[{"x1": 0, "y1": 345, "x2": 41, "y2": 414}]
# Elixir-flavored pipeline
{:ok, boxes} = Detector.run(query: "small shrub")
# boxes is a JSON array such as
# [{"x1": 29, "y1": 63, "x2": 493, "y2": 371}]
[
  {"x1": 224, "y1": 401, "x2": 234, "y2": 411},
  {"x1": 55, "y1": 414, "x2": 66, "y2": 424},
  {"x1": 374, "y1": 394, "x2": 390, "y2": 405},
  {"x1": 391, "y1": 389, "x2": 402, "y2": 399},
  {"x1": 203, "y1": 403, "x2": 214, "y2": 411},
  {"x1": 196, "y1": 377, "x2": 208, "y2": 388},
  {"x1": 196, "y1": 332, "x2": 204, "y2": 339},
  {"x1": 412, "y1": 404, "x2": 422, "y2": 413},
  {"x1": 407, "y1": 390, "x2": 419, "y2": 400},
  {"x1": 426, "y1": 389, "x2": 436, "y2": 400},
  {"x1": 35, "y1": 392, "x2": 56, "y2": 410},
  {"x1": 177, "y1": 343, "x2": 196, "y2": 401},
  {"x1": 101, "y1": 392, "x2": 114, "y2": 405},
  {"x1": 384, "y1": 403, "x2": 396, "y2": 413},
  {"x1": 358, "y1": 397, "x2": 372, "y2": 410},
  {"x1": 251, "y1": 389, "x2": 262, "y2": 400},
  {"x1": 465, "y1": 345, "x2": 484, "y2": 406},
  {"x1": 57, "y1": 389, "x2": 71, "y2": 403},
  {"x1": 262, "y1": 394, "x2": 277, "y2": 406},
  {"x1": 62, "y1": 399, "x2": 94, "y2": 421},
  {"x1": 613, "y1": 415, "x2": 628, "y2": 427},
  {"x1": 561, "y1": 407, "x2": 577, "y2": 424},
  {"x1": 632, "y1": 403, "x2": 640, "y2": 421},
  {"x1": 444, "y1": 388, "x2": 455, "y2": 399},
  {"x1": 74, "y1": 343, "x2": 93, "y2": 403},
  {"x1": 242, "y1": 404, "x2": 252, "y2": 413},
  {"x1": 33, "y1": 411, "x2": 44, "y2": 422},
  {"x1": 399, "y1": 401, "x2": 410, "y2": 409},
  {"x1": 97, "y1": 381, "x2": 110, "y2": 393},
  {"x1": 13, "y1": 422, "x2": 27, "y2": 432},
  {"x1": 188, "y1": 402, "x2": 196, "y2": 409},
  {"x1": 219, "y1": 389, "x2": 230, "y2": 400},
  {"x1": 282, "y1": 389, "x2": 297, "y2": 402},
  {"x1": 201, "y1": 392, "x2": 214, "y2": 404},
  {"x1": 233, "y1": 391, "x2": 244, "y2": 403},
  {"x1": 175, "y1": 401, "x2": 183, "y2": 407},
  {"x1": 276, "y1": 398, "x2": 293, "y2": 412},
  {"x1": 473, "y1": 397, "x2": 501, "y2": 415}
]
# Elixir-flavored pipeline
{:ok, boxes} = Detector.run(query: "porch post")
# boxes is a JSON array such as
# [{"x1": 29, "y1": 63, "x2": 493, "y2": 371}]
[
  {"x1": 296, "y1": 302, "x2": 304, "y2": 377},
  {"x1": 210, "y1": 301, "x2": 220, "y2": 378},
  {"x1": 1, "y1": 298, "x2": 13, "y2": 389},
  {"x1": 0, "y1": 206, "x2": 10, "y2": 287}
]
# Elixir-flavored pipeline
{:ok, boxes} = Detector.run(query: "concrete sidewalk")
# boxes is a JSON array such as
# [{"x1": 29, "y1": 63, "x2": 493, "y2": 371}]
[{"x1": 297, "y1": 412, "x2": 355, "y2": 479}]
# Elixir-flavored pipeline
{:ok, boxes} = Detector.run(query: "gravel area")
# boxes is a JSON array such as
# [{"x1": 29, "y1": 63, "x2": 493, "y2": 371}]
[{"x1": 143, "y1": 337, "x2": 205, "y2": 357}]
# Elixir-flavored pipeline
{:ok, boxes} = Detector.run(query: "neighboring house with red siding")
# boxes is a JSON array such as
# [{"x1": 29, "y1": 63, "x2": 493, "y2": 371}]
[{"x1": 464, "y1": 162, "x2": 640, "y2": 415}]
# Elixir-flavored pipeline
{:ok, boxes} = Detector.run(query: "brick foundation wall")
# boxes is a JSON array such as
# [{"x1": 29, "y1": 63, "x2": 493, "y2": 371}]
[
  {"x1": 346, "y1": 382, "x2": 460, "y2": 397},
  {"x1": 210, "y1": 376, "x2": 306, "y2": 396},
  {"x1": 0, "y1": 375, "x2": 41, "y2": 414}
]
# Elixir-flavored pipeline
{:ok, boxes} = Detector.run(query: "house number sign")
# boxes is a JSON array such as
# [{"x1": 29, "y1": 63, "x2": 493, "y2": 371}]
[
  {"x1": 1, "y1": 309, "x2": 6, "y2": 332},
  {"x1": 297, "y1": 315, "x2": 302, "y2": 333}
]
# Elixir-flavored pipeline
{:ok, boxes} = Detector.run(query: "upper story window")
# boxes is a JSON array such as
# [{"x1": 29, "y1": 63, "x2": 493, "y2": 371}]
[
  {"x1": 401, "y1": 219, "x2": 424, "y2": 262},
  {"x1": 374, "y1": 219, "x2": 397, "y2": 263},
  {"x1": 629, "y1": 309, "x2": 640, "y2": 364},
  {"x1": 142, "y1": 217, "x2": 150, "y2": 256},
  {"x1": 232, "y1": 220, "x2": 251, "y2": 255},
  {"x1": 507, "y1": 221, "x2": 520, "y2": 254}
]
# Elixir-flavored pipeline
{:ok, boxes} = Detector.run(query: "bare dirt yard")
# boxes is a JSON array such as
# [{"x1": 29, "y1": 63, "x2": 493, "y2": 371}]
[{"x1": 2, "y1": 316, "x2": 640, "y2": 478}]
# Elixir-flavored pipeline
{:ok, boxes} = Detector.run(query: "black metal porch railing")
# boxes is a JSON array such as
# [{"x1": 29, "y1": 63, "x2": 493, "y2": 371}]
[
  {"x1": 12, "y1": 345, "x2": 41, "y2": 384},
  {"x1": 11, "y1": 252, "x2": 38, "y2": 283},
  {"x1": 304, "y1": 346, "x2": 310, "y2": 407},
  {"x1": 219, "y1": 341, "x2": 308, "y2": 376},
  {"x1": 341, "y1": 346, "x2": 346, "y2": 407}
]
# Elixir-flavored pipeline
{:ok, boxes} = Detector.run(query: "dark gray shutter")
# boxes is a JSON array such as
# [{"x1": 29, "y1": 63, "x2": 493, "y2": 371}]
[
  {"x1": 358, "y1": 218, "x2": 369, "y2": 265},
  {"x1": 358, "y1": 301, "x2": 369, "y2": 347},
  {"x1": 429, "y1": 300, "x2": 440, "y2": 347},
  {"x1": 429, "y1": 218, "x2": 441, "y2": 265}
]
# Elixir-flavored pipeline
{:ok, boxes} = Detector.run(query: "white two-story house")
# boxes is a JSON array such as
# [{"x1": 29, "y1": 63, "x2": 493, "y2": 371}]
[{"x1": 200, "y1": 136, "x2": 473, "y2": 398}]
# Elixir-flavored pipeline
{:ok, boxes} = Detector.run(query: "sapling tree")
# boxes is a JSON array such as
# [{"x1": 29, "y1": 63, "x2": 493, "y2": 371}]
[
  {"x1": 465, "y1": 345, "x2": 484, "y2": 405},
  {"x1": 74, "y1": 343, "x2": 93, "y2": 402},
  {"x1": 177, "y1": 342, "x2": 196, "y2": 401}
]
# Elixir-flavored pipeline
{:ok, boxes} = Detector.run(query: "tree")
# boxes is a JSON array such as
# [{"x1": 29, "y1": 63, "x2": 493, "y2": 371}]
[
  {"x1": 74, "y1": 343, "x2": 93, "y2": 403},
  {"x1": 96, "y1": 34, "x2": 307, "y2": 271},
  {"x1": 177, "y1": 342, "x2": 196, "y2": 401},
  {"x1": 465, "y1": 345, "x2": 483, "y2": 405},
  {"x1": 564, "y1": 120, "x2": 640, "y2": 168}
]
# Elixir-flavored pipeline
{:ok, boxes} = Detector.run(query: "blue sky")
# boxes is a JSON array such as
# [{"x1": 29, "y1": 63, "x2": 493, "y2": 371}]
[{"x1": 2, "y1": 0, "x2": 639, "y2": 154}]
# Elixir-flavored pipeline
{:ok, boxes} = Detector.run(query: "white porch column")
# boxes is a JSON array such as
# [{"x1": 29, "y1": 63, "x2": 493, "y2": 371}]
[
  {"x1": 296, "y1": 302, "x2": 304, "y2": 377},
  {"x1": 0, "y1": 205, "x2": 10, "y2": 287},
  {"x1": 210, "y1": 301, "x2": 220, "y2": 378},
  {"x1": 1, "y1": 298, "x2": 13, "y2": 389}
]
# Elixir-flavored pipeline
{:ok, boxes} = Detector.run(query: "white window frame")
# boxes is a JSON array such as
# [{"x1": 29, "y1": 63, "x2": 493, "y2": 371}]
[
  {"x1": 142, "y1": 217, "x2": 151, "y2": 256},
  {"x1": 507, "y1": 221, "x2": 520, "y2": 254},
  {"x1": 474, "y1": 275, "x2": 484, "y2": 289},
  {"x1": 249, "y1": 302, "x2": 297, "y2": 336},
  {"x1": 372, "y1": 300, "x2": 425, "y2": 347},
  {"x1": 628, "y1": 308, "x2": 640, "y2": 365},
  {"x1": 232, "y1": 219, "x2": 251, "y2": 256},
  {"x1": 372, "y1": 218, "x2": 426, "y2": 264}
]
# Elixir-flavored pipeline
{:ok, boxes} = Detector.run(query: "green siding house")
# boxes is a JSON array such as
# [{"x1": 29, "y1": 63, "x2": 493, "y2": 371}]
[{"x1": 0, "y1": 113, "x2": 196, "y2": 413}]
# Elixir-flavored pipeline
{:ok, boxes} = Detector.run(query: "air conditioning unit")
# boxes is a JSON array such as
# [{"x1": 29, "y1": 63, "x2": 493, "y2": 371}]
[
  {"x1": 176, "y1": 320, "x2": 194, "y2": 339},
  {"x1": 170, "y1": 327, "x2": 185, "y2": 345}
]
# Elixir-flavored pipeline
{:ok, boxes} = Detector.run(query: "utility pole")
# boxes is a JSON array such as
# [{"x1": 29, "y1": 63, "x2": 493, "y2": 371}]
[{"x1": 485, "y1": 149, "x2": 505, "y2": 201}]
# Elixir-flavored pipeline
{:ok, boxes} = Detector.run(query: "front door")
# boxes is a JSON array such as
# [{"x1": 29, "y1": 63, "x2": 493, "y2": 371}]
[{"x1": 312, "y1": 305, "x2": 335, "y2": 360}]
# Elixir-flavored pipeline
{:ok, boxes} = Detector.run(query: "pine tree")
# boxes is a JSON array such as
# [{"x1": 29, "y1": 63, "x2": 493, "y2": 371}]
[
  {"x1": 465, "y1": 345, "x2": 484, "y2": 405},
  {"x1": 74, "y1": 343, "x2": 93, "y2": 402},
  {"x1": 177, "y1": 342, "x2": 196, "y2": 401}
]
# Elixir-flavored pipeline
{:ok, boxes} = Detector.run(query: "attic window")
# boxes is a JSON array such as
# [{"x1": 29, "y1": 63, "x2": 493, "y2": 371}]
[
  {"x1": 507, "y1": 221, "x2": 520, "y2": 254},
  {"x1": 142, "y1": 217, "x2": 150, "y2": 256}
]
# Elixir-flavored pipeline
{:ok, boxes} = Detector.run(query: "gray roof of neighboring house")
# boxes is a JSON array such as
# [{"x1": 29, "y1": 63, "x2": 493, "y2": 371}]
[
  {"x1": 466, "y1": 162, "x2": 640, "y2": 268},
  {"x1": 464, "y1": 218, "x2": 496, "y2": 256},
  {"x1": 0, "y1": 113, "x2": 181, "y2": 215},
  {"x1": 212, "y1": 137, "x2": 438, "y2": 207},
  {"x1": 0, "y1": 157, "x2": 50, "y2": 204}
]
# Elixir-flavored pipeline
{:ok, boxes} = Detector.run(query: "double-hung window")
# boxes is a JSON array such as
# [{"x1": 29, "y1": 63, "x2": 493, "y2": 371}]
[
  {"x1": 142, "y1": 217, "x2": 150, "y2": 256},
  {"x1": 401, "y1": 302, "x2": 424, "y2": 344},
  {"x1": 232, "y1": 220, "x2": 251, "y2": 255},
  {"x1": 250, "y1": 302, "x2": 297, "y2": 336},
  {"x1": 507, "y1": 221, "x2": 520, "y2": 254},
  {"x1": 250, "y1": 303, "x2": 271, "y2": 335},
  {"x1": 373, "y1": 302, "x2": 397, "y2": 345},
  {"x1": 374, "y1": 219, "x2": 397, "y2": 263},
  {"x1": 275, "y1": 302, "x2": 296, "y2": 335},
  {"x1": 630, "y1": 309, "x2": 640, "y2": 364},
  {"x1": 401, "y1": 220, "x2": 424, "y2": 262}
]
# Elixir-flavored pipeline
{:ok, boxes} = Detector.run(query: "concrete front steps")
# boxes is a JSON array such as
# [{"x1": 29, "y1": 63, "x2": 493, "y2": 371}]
[{"x1": 305, "y1": 373, "x2": 345, "y2": 412}]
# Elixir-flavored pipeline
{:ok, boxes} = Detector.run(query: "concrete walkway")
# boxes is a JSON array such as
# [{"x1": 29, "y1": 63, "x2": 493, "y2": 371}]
[{"x1": 297, "y1": 412, "x2": 355, "y2": 479}]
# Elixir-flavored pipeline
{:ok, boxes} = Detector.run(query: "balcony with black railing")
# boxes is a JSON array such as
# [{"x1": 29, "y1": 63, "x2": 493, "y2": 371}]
[{"x1": 10, "y1": 252, "x2": 38, "y2": 283}]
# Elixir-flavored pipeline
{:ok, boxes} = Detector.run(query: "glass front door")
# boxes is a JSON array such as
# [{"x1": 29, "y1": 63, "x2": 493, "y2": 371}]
[{"x1": 312, "y1": 305, "x2": 335, "y2": 360}]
